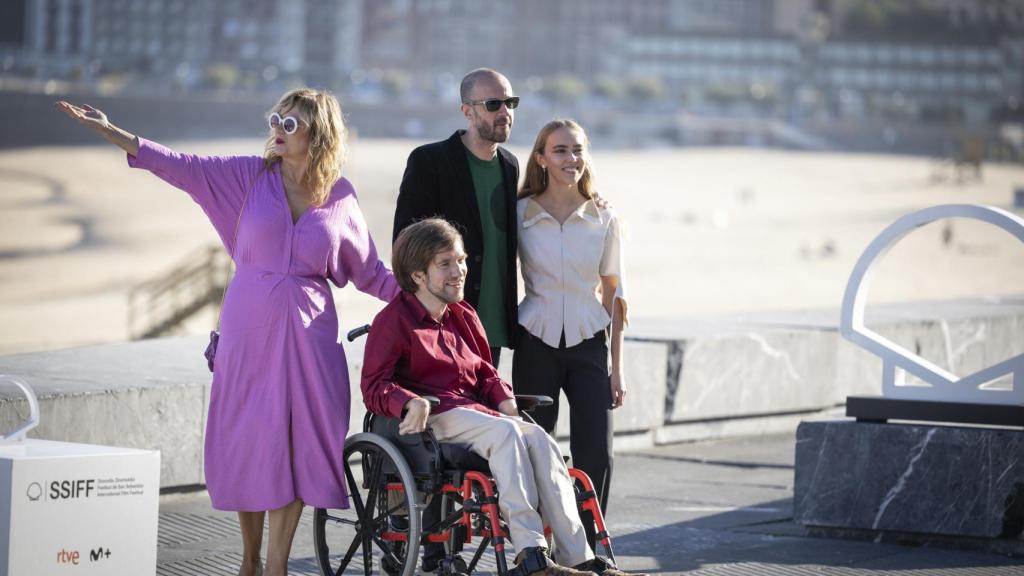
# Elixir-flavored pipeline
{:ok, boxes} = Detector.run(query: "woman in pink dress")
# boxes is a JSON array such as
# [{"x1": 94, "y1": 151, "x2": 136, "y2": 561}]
[{"x1": 57, "y1": 88, "x2": 400, "y2": 576}]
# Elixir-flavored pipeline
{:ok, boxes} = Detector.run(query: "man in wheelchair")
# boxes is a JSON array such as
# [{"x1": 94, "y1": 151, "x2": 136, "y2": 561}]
[{"x1": 362, "y1": 218, "x2": 637, "y2": 576}]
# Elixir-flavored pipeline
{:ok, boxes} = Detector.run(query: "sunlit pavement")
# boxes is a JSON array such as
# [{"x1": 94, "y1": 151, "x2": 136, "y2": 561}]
[{"x1": 156, "y1": 431, "x2": 1024, "y2": 575}]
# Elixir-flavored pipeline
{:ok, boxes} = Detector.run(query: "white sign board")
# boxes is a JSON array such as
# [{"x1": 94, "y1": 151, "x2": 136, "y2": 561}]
[{"x1": 0, "y1": 439, "x2": 160, "y2": 576}]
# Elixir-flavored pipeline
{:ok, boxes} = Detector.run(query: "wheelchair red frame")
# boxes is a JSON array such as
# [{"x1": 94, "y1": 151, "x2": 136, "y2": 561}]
[{"x1": 312, "y1": 325, "x2": 615, "y2": 576}]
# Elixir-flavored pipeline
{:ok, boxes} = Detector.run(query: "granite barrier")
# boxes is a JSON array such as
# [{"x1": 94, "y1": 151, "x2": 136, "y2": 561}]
[
  {"x1": 794, "y1": 420, "x2": 1024, "y2": 549},
  {"x1": 1, "y1": 297, "x2": 1021, "y2": 490}
]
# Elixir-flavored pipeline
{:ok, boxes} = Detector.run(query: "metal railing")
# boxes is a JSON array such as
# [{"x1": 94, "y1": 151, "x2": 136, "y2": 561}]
[{"x1": 127, "y1": 244, "x2": 231, "y2": 340}]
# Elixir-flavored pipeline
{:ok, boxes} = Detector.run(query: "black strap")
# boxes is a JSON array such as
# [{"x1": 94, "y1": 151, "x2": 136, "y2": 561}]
[{"x1": 507, "y1": 547, "x2": 550, "y2": 576}]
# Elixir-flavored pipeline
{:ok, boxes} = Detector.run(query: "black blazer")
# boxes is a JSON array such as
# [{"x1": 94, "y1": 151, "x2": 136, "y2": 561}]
[{"x1": 393, "y1": 130, "x2": 520, "y2": 348}]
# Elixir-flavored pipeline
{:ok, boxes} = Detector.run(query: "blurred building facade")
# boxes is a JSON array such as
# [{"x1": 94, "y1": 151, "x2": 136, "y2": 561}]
[
  {"x1": 0, "y1": 0, "x2": 362, "y2": 94},
  {"x1": 1, "y1": 0, "x2": 1022, "y2": 153}
]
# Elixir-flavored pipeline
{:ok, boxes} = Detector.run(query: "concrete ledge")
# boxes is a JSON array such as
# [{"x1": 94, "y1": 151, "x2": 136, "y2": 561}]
[
  {"x1": 2, "y1": 296, "x2": 1022, "y2": 490},
  {"x1": 0, "y1": 338, "x2": 208, "y2": 489}
]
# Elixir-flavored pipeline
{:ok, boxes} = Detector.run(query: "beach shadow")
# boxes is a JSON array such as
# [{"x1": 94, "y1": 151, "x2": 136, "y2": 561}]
[
  {"x1": 0, "y1": 167, "x2": 67, "y2": 205},
  {"x1": 0, "y1": 167, "x2": 100, "y2": 259}
]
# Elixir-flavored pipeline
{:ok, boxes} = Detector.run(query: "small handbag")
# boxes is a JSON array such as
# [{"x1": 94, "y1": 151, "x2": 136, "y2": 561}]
[
  {"x1": 204, "y1": 331, "x2": 219, "y2": 372},
  {"x1": 204, "y1": 178, "x2": 256, "y2": 372}
]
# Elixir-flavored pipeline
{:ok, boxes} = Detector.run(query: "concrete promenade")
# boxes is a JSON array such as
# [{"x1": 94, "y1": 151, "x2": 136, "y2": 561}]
[{"x1": 155, "y1": 430, "x2": 1024, "y2": 575}]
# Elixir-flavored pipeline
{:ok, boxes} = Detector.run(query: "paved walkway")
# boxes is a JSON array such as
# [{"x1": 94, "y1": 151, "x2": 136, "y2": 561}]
[{"x1": 156, "y1": 432, "x2": 1024, "y2": 575}]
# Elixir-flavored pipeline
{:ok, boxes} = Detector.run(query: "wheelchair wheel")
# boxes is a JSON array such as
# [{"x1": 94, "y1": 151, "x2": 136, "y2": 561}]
[{"x1": 313, "y1": 433, "x2": 421, "y2": 576}]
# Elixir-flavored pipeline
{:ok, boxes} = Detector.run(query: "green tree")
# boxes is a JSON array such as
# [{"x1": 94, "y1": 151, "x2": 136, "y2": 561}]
[
  {"x1": 592, "y1": 75, "x2": 624, "y2": 100},
  {"x1": 382, "y1": 69, "x2": 411, "y2": 100},
  {"x1": 626, "y1": 76, "x2": 665, "y2": 103},
  {"x1": 204, "y1": 63, "x2": 240, "y2": 91},
  {"x1": 542, "y1": 74, "x2": 587, "y2": 105}
]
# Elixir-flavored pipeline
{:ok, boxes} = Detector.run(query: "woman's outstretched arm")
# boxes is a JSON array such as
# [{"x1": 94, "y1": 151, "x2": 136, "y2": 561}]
[{"x1": 56, "y1": 101, "x2": 139, "y2": 156}]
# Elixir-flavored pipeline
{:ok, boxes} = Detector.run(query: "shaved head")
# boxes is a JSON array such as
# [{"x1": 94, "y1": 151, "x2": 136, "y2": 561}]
[{"x1": 460, "y1": 68, "x2": 508, "y2": 103}]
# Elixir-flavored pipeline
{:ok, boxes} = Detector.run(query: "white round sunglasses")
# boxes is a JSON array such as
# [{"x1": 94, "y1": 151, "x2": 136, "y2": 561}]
[{"x1": 268, "y1": 112, "x2": 305, "y2": 135}]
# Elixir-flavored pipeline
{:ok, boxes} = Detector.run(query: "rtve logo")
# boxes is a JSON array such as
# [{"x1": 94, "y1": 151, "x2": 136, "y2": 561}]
[
  {"x1": 55, "y1": 548, "x2": 79, "y2": 565},
  {"x1": 55, "y1": 547, "x2": 112, "y2": 565}
]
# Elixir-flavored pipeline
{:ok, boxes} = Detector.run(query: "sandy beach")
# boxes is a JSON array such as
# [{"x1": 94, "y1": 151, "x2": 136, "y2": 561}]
[{"x1": 1, "y1": 137, "x2": 1022, "y2": 355}]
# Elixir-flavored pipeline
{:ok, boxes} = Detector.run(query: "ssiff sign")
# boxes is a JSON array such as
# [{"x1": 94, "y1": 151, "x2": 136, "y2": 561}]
[{"x1": 0, "y1": 440, "x2": 160, "y2": 576}]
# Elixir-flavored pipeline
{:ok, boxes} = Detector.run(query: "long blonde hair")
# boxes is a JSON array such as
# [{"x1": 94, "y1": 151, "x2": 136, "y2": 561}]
[
  {"x1": 518, "y1": 119, "x2": 595, "y2": 200},
  {"x1": 263, "y1": 87, "x2": 347, "y2": 207}
]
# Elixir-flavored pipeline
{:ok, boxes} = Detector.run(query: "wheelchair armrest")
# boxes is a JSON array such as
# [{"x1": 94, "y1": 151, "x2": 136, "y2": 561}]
[
  {"x1": 398, "y1": 395, "x2": 441, "y2": 418},
  {"x1": 515, "y1": 394, "x2": 553, "y2": 412}
]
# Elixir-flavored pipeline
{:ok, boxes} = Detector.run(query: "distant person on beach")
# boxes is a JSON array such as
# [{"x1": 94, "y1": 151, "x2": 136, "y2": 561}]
[
  {"x1": 57, "y1": 89, "x2": 399, "y2": 576},
  {"x1": 513, "y1": 119, "x2": 627, "y2": 546}
]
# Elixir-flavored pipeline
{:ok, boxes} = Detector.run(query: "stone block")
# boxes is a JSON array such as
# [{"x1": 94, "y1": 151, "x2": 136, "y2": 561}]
[
  {"x1": 0, "y1": 336, "x2": 210, "y2": 488},
  {"x1": 870, "y1": 313, "x2": 1024, "y2": 385},
  {"x1": 668, "y1": 329, "x2": 837, "y2": 422},
  {"x1": 794, "y1": 420, "x2": 1024, "y2": 539},
  {"x1": 834, "y1": 340, "x2": 883, "y2": 401},
  {"x1": 542, "y1": 340, "x2": 668, "y2": 438}
]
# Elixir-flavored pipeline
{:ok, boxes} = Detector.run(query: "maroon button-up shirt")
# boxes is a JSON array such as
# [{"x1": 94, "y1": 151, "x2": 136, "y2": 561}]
[{"x1": 361, "y1": 292, "x2": 515, "y2": 418}]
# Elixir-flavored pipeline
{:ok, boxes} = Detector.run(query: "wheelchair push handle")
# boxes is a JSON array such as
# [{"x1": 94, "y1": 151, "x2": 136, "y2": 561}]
[
  {"x1": 515, "y1": 394, "x2": 553, "y2": 412},
  {"x1": 347, "y1": 324, "x2": 371, "y2": 342}
]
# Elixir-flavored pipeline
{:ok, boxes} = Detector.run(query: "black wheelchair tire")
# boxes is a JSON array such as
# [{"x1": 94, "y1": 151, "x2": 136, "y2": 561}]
[{"x1": 313, "y1": 433, "x2": 422, "y2": 576}]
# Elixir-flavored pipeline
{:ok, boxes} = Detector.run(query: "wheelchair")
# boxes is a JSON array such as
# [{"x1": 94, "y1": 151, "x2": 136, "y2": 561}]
[{"x1": 312, "y1": 325, "x2": 616, "y2": 576}]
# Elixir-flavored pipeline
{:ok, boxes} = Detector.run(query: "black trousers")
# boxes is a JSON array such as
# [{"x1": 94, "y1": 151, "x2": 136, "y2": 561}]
[{"x1": 512, "y1": 328, "x2": 614, "y2": 519}]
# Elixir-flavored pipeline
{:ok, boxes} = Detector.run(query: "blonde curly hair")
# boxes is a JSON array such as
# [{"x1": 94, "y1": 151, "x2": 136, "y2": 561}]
[{"x1": 263, "y1": 87, "x2": 348, "y2": 207}]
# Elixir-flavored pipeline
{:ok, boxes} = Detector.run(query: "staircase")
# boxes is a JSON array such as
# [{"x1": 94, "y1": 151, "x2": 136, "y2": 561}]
[{"x1": 128, "y1": 245, "x2": 231, "y2": 339}]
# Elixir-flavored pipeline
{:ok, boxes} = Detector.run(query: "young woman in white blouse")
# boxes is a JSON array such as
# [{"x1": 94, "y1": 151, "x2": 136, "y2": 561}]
[{"x1": 512, "y1": 119, "x2": 627, "y2": 530}]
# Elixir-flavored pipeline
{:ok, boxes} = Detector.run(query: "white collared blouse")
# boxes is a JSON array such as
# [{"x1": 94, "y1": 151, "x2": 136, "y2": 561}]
[{"x1": 516, "y1": 196, "x2": 628, "y2": 349}]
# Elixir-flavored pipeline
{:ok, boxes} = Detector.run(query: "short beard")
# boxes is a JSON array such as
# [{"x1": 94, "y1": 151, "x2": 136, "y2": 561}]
[
  {"x1": 428, "y1": 282, "x2": 463, "y2": 305},
  {"x1": 474, "y1": 117, "x2": 510, "y2": 144}
]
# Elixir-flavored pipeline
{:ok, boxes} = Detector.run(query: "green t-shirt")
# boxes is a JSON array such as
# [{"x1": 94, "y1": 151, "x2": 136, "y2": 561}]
[{"x1": 465, "y1": 150, "x2": 509, "y2": 348}]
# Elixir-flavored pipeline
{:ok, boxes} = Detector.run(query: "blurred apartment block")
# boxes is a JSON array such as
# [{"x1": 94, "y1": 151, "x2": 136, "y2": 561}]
[{"x1": 1, "y1": 0, "x2": 1022, "y2": 154}]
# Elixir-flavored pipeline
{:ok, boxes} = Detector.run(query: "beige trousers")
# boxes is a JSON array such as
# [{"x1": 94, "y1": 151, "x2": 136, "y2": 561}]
[{"x1": 428, "y1": 408, "x2": 594, "y2": 567}]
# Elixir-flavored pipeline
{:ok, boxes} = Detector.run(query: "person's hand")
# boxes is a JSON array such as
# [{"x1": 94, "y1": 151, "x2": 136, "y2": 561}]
[
  {"x1": 592, "y1": 191, "x2": 612, "y2": 209},
  {"x1": 56, "y1": 101, "x2": 110, "y2": 132},
  {"x1": 399, "y1": 397, "x2": 431, "y2": 435},
  {"x1": 497, "y1": 398, "x2": 519, "y2": 417},
  {"x1": 610, "y1": 370, "x2": 626, "y2": 409}
]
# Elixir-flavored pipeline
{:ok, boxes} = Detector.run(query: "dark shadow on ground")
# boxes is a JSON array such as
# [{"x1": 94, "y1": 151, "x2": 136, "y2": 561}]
[
  {"x1": 629, "y1": 452, "x2": 794, "y2": 470},
  {"x1": 612, "y1": 497, "x2": 1024, "y2": 574}
]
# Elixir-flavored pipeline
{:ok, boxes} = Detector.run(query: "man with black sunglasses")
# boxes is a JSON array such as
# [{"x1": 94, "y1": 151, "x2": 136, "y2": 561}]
[
  {"x1": 393, "y1": 67, "x2": 521, "y2": 574},
  {"x1": 394, "y1": 68, "x2": 520, "y2": 366}
]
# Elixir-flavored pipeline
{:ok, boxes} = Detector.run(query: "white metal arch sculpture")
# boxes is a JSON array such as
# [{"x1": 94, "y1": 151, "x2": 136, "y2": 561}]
[
  {"x1": 840, "y1": 204, "x2": 1024, "y2": 405},
  {"x1": 0, "y1": 375, "x2": 39, "y2": 442}
]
